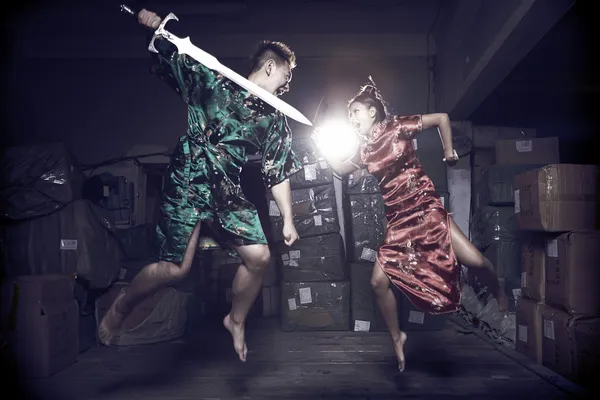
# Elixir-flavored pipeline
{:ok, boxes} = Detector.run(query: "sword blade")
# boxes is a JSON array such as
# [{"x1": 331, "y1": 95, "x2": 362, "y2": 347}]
[{"x1": 170, "y1": 36, "x2": 313, "y2": 126}]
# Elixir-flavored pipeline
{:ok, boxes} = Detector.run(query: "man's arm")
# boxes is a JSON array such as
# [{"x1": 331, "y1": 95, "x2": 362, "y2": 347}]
[
  {"x1": 421, "y1": 113, "x2": 457, "y2": 163},
  {"x1": 138, "y1": 9, "x2": 215, "y2": 105},
  {"x1": 270, "y1": 179, "x2": 299, "y2": 246}
]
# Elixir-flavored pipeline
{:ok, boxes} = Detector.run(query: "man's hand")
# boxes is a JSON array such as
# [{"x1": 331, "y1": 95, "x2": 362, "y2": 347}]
[
  {"x1": 138, "y1": 9, "x2": 162, "y2": 29},
  {"x1": 282, "y1": 220, "x2": 299, "y2": 247}
]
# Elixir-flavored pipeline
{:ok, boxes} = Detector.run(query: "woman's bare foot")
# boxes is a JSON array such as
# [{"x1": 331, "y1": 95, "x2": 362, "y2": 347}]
[
  {"x1": 392, "y1": 331, "x2": 408, "y2": 372},
  {"x1": 97, "y1": 290, "x2": 127, "y2": 346},
  {"x1": 223, "y1": 314, "x2": 248, "y2": 362}
]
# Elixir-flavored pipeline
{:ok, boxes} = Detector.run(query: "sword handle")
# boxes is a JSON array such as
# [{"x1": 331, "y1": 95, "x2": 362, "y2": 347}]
[{"x1": 119, "y1": 4, "x2": 137, "y2": 17}]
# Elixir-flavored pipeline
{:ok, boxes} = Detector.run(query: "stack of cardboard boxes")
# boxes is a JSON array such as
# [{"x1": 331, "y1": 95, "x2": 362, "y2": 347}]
[
  {"x1": 270, "y1": 135, "x2": 350, "y2": 332},
  {"x1": 514, "y1": 163, "x2": 600, "y2": 391},
  {"x1": 470, "y1": 128, "x2": 560, "y2": 310}
]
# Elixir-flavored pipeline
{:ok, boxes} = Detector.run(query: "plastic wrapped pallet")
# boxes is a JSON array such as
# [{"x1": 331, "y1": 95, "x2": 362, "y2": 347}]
[
  {"x1": 470, "y1": 206, "x2": 519, "y2": 250},
  {"x1": 281, "y1": 281, "x2": 350, "y2": 331},
  {"x1": 288, "y1": 132, "x2": 333, "y2": 189},
  {"x1": 114, "y1": 223, "x2": 158, "y2": 261},
  {"x1": 474, "y1": 164, "x2": 546, "y2": 208},
  {"x1": 0, "y1": 200, "x2": 122, "y2": 289},
  {"x1": 349, "y1": 263, "x2": 387, "y2": 332},
  {"x1": 0, "y1": 142, "x2": 84, "y2": 221},
  {"x1": 277, "y1": 233, "x2": 346, "y2": 282},
  {"x1": 346, "y1": 193, "x2": 387, "y2": 263},
  {"x1": 267, "y1": 184, "x2": 339, "y2": 241},
  {"x1": 346, "y1": 168, "x2": 380, "y2": 195},
  {"x1": 397, "y1": 289, "x2": 448, "y2": 331}
]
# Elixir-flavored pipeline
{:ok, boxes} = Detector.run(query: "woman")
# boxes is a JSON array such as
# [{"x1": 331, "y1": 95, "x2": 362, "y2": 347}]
[{"x1": 312, "y1": 81, "x2": 508, "y2": 372}]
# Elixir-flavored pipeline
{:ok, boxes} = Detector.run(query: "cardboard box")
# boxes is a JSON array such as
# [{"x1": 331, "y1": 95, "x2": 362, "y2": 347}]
[
  {"x1": 540, "y1": 305, "x2": 576, "y2": 379},
  {"x1": 514, "y1": 164, "x2": 599, "y2": 232},
  {"x1": 495, "y1": 137, "x2": 559, "y2": 165},
  {"x1": 515, "y1": 297, "x2": 542, "y2": 363},
  {"x1": 571, "y1": 318, "x2": 600, "y2": 389},
  {"x1": 545, "y1": 231, "x2": 600, "y2": 317},
  {"x1": 520, "y1": 233, "x2": 560, "y2": 302},
  {"x1": 474, "y1": 164, "x2": 547, "y2": 208},
  {"x1": 473, "y1": 125, "x2": 536, "y2": 149},
  {"x1": 281, "y1": 281, "x2": 350, "y2": 331},
  {"x1": 1, "y1": 275, "x2": 79, "y2": 378}
]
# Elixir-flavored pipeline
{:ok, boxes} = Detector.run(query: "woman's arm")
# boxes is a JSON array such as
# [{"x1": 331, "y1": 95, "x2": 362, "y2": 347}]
[{"x1": 421, "y1": 113, "x2": 457, "y2": 162}]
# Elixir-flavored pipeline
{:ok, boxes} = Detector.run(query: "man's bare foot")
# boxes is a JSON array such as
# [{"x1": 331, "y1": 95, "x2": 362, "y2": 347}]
[
  {"x1": 392, "y1": 331, "x2": 408, "y2": 372},
  {"x1": 97, "y1": 290, "x2": 127, "y2": 346},
  {"x1": 223, "y1": 314, "x2": 248, "y2": 362}
]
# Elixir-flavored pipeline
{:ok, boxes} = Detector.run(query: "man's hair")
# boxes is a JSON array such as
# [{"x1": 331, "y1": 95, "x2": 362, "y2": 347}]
[{"x1": 249, "y1": 40, "x2": 296, "y2": 74}]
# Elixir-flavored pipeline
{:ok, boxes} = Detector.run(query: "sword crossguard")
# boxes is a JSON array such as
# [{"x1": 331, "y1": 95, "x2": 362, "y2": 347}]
[{"x1": 148, "y1": 13, "x2": 179, "y2": 53}]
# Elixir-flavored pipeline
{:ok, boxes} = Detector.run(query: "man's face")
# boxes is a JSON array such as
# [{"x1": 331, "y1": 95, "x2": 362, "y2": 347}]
[{"x1": 267, "y1": 60, "x2": 292, "y2": 96}]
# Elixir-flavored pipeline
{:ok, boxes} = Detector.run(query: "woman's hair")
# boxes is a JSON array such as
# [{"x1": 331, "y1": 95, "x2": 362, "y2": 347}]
[{"x1": 348, "y1": 78, "x2": 388, "y2": 122}]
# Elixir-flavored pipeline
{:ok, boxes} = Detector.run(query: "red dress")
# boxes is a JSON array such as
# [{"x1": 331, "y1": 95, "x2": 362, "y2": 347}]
[{"x1": 360, "y1": 115, "x2": 461, "y2": 314}]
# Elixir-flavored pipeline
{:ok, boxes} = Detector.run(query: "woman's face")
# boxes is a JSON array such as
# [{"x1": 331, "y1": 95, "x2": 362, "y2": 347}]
[{"x1": 348, "y1": 101, "x2": 377, "y2": 136}]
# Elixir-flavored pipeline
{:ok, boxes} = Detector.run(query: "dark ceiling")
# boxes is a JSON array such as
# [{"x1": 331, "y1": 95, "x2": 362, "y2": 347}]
[{"x1": 469, "y1": 0, "x2": 596, "y2": 131}]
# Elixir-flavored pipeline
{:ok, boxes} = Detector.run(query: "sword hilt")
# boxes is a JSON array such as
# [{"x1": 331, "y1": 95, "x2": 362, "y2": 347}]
[
  {"x1": 119, "y1": 4, "x2": 136, "y2": 17},
  {"x1": 119, "y1": 4, "x2": 179, "y2": 54}
]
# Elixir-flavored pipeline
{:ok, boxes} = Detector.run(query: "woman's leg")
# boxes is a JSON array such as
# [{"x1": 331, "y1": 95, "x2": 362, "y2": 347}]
[{"x1": 371, "y1": 262, "x2": 408, "y2": 371}]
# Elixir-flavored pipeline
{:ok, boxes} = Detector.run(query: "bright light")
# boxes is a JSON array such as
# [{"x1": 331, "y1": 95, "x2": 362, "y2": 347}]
[{"x1": 313, "y1": 119, "x2": 359, "y2": 161}]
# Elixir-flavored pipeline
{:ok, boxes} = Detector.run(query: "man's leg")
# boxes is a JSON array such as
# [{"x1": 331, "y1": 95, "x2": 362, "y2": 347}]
[
  {"x1": 98, "y1": 220, "x2": 203, "y2": 346},
  {"x1": 222, "y1": 243, "x2": 271, "y2": 362}
]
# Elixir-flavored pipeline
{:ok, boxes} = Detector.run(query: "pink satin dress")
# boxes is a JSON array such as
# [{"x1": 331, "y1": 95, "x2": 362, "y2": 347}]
[{"x1": 360, "y1": 115, "x2": 461, "y2": 314}]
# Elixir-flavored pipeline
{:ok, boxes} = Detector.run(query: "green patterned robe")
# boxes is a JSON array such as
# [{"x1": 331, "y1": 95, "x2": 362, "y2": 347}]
[{"x1": 150, "y1": 36, "x2": 302, "y2": 263}]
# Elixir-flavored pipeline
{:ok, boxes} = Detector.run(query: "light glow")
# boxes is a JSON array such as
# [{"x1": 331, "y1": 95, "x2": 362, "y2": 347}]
[{"x1": 312, "y1": 119, "x2": 359, "y2": 162}]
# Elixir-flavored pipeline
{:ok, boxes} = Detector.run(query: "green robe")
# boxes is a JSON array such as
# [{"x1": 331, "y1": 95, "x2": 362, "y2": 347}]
[{"x1": 150, "y1": 36, "x2": 302, "y2": 263}]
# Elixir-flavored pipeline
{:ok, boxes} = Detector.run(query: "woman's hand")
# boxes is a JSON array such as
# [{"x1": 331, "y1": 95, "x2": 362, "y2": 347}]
[{"x1": 443, "y1": 149, "x2": 459, "y2": 166}]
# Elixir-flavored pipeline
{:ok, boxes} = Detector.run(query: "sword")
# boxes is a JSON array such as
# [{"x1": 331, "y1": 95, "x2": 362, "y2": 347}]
[{"x1": 120, "y1": 4, "x2": 313, "y2": 126}]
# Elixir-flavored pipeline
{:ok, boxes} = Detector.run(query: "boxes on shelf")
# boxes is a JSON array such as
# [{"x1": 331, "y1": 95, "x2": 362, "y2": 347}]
[
  {"x1": 515, "y1": 297, "x2": 543, "y2": 363},
  {"x1": 472, "y1": 126, "x2": 536, "y2": 149},
  {"x1": 494, "y1": 137, "x2": 559, "y2": 165},
  {"x1": 514, "y1": 164, "x2": 599, "y2": 232},
  {"x1": 544, "y1": 231, "x2": 600, "y2": 317}
]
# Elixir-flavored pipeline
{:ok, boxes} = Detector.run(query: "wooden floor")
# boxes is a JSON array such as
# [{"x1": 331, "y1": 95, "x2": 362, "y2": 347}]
[{"x1": 13, "y1": 317, "x2": 584, "y2": 399}]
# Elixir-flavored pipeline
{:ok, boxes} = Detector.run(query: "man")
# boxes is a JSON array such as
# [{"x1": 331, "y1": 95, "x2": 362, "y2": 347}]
[{"x1": 98, "y1": 9, "x2": 302, "y2": 362}]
